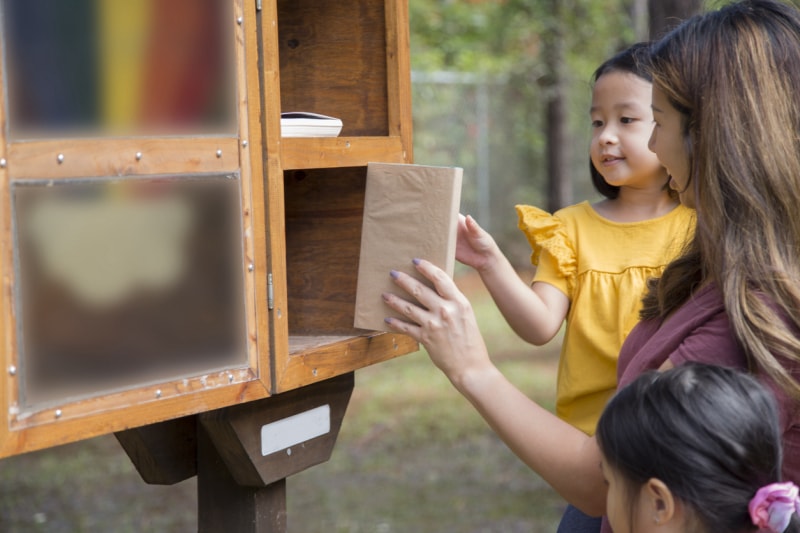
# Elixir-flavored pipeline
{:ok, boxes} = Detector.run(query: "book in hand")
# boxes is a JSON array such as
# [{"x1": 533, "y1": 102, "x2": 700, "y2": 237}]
[
  {"x1": 280, "y1": 111, "x2": 343, "y2": 138},
  {"x1": 354, "y1": 162, "x2": 463, "y2": 332}
]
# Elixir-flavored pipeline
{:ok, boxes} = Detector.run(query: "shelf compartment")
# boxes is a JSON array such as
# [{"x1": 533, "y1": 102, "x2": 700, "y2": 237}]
[
  {"x1": 274, "y1": 165, "x2": 418, "y2": 391},
  {"x1": 277, "y1": 0, "x2": 389, "y2": 137}
]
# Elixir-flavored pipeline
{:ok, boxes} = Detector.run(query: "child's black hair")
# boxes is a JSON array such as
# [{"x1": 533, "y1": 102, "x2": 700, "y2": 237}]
[{"x1": 596, "y1": 363, "x2": 796, "y2": 532}]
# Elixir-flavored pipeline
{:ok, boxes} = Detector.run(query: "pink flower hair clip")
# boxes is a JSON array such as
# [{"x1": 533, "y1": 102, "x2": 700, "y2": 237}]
[{"x1": 749, "y1": 481, "x2": 800, "y2": 532}]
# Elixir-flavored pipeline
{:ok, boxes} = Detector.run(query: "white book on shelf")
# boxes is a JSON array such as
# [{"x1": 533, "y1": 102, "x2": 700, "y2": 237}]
[{"x1": 280, "y1": 111, "x2": 343, "y2": 138}]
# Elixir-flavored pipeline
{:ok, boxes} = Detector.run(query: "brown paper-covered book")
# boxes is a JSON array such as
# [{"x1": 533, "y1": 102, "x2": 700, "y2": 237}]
[{"x1": 354, "y1": 162, "x2": 463, "y2": 331}]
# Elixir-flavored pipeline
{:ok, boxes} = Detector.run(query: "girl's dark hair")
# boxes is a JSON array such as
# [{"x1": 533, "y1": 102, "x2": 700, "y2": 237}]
[
  {"x1": 589, "y1": 42, "x2": 653, "y2": 199},
  {"x1": 596, "y1": 363, "x2": 792, "y2": 532}
]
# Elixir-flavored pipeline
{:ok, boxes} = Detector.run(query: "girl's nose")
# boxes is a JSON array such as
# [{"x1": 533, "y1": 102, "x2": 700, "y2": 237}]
[{"x1": 598, "y1": 125, "x2": 618, "y2": 144}]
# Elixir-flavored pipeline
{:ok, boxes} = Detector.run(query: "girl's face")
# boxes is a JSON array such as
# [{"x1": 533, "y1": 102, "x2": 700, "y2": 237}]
[
  {"x1": 601, "y1": 459, "x2": 653, "y2": 533},
  {"x1": 649, "y1": 87, "x2": 694, "y2": 207},
  {"x1": 590, "y1": 71, "x2": 665, "y2": 191}
]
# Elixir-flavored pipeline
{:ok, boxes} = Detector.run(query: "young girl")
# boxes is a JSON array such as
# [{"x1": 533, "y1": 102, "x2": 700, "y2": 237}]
[
  {"x1": 597, "y1": 363, "x2": 800, "y2": 533},
  {"x1": 457, "y1": 43, "x2": 694, "y2": 532},
  {"x1": 457, "y1": 41, "x2": 694, "y2": 441}
]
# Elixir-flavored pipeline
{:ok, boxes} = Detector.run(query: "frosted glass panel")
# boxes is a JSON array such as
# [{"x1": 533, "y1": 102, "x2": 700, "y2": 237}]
[
  {"x1": 12, "y1": 175, "x2": 247, "y2": 407},
  {"x1": 1, "y1": 0, "x2": 236, "y2": 140}
]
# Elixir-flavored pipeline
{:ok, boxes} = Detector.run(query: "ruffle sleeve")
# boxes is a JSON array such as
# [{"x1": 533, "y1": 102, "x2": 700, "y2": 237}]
[{"x1": 515, "y1": 204, "x2": 577, "y2": 285}]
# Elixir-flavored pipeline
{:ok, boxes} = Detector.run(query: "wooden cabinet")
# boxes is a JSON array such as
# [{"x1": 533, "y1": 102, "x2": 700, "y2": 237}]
[
  {"x1": 0, "y1": 0, "x2": 416, "y2": 458},
  {"x1": 265, "y1": 0, "x2": 417, "y2": 393}
]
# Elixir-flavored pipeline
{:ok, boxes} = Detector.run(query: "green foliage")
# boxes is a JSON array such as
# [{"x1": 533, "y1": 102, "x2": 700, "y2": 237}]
[{"x1": 409, "y1": 0, "x2": 639, "y2": 262}]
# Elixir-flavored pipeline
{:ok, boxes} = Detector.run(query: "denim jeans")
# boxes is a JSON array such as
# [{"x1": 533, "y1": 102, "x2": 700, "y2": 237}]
[{"x1": 556, "y1": 504, "x2": 602, "y2": 533}]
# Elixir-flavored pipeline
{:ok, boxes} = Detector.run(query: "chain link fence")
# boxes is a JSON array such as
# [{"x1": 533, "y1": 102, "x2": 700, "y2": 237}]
[{"x1": 411, "y1": 71, "x2": 596, "y2": 268}]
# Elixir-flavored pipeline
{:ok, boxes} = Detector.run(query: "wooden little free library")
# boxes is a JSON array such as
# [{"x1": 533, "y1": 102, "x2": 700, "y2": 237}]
[{"x1": 0, "y1": 0, "x2": 419, "y2": 529}]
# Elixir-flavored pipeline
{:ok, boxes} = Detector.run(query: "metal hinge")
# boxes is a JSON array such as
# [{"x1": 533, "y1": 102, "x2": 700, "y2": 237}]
[{"x1": 267, "y1": 272, "x2": 274, "y2": 310}]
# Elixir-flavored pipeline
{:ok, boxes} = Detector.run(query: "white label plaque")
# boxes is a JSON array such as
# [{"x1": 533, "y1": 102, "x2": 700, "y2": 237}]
[{"x1": 260, "y1": 404, "x2": 331, "y2": 456}]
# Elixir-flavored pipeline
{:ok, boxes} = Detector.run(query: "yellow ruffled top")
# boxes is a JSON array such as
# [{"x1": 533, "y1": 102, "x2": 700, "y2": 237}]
[{"x1": 516, "y1": 201, "x2": 695, "y2": 435}]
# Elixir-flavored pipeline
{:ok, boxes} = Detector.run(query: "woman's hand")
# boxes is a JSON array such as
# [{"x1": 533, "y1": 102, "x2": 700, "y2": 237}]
[{"x1": 381, "y1": 258, "x2": 492, "y2": 388}]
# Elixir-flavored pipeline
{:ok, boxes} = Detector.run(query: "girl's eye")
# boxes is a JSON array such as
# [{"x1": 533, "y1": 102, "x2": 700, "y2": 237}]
[
  {"x1": 620, "y1": 117, "x2": 636, "y2": 124},
  {"x1": 591, "y1": 120, "x2": 603, "y2": 128}
]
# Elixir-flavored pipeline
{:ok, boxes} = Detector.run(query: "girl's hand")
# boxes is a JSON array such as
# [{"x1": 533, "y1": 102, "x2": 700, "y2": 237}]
[
  {"x1": 382, "y1": 258, "x2": 492, "y2": 387},
  {"x1": 456, "y1": 214, "x2": 499, "y2": 273}
]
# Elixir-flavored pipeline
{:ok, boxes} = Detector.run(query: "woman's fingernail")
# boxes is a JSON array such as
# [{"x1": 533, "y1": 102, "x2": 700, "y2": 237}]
[
  {"x1": 412, "y1": 258, "x2": 421, "y2": 265},
  {"x1": 382, "y1": 293, "x2": 390, "y2": 301},
  {"x1": 390, "y1": 270, "x2": 399, "y2": 279},
  {"x1": 384, "y1": 317, "x2": 392, "y2": 324}
]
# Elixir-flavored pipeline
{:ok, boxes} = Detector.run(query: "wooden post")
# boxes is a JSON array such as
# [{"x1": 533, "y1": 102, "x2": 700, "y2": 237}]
[
  {"x1": 197, "y1": 425, "x2": 287, "y2": 532},
  {"x1": 117, "y1": 373, "x2": 354, "y2": 532},
  {"x1": 115, "y1": 416, "x2": 198, "y2": 485}
]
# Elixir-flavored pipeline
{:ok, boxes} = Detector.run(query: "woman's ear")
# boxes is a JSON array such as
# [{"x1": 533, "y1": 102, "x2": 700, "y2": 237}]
[{"x1": 642, "y1": 477, "x2": 676, "y2": 526}]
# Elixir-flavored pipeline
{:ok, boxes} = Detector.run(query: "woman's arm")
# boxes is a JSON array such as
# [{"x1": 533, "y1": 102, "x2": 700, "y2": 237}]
[
  {"x1": 457, "y1": 215, "x2": 569, "y2": 345},
  {"x1": 382, "y1": 258, "x2": 607, "y2": 516}
]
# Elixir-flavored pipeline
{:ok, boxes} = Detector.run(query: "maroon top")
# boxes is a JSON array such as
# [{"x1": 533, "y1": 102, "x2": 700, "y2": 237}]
[{"x1": 599, "y1": 284, "x2": 800, "y2": 532}]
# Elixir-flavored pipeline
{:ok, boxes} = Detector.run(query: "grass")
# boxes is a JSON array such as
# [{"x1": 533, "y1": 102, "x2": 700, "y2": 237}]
[{"x1": 0, "y1": 272, "x2": 565, "y2": 532}]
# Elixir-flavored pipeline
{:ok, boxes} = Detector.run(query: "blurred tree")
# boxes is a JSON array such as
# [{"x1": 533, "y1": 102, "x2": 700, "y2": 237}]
[
  {"x1": 649, "y1": 0, "x2": 704, "y2": 38},
  {"x1": 630, "y1": 0, "x2": 649, "y2": 40},
  {"x1": 542, "y1": 0, "x2": 570, "y2": 212}
]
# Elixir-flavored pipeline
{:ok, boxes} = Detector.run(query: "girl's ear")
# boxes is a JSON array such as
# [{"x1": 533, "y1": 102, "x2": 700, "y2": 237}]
[{"x1": 642, "y1": 477, "x2": 676, "y2": 526}]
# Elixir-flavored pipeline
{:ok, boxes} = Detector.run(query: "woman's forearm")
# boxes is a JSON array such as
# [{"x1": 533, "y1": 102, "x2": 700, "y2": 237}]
[
  {"x1": 383, "y1": 259, "x2": 606, "y2": 517},
  {"x1": 452, "y1": 362, "x2": 607, "y2": 516}
]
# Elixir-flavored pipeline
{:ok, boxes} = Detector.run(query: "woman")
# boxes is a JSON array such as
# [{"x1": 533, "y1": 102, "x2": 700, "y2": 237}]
[{"x1": 382, "y1": 0, "x2": 800, "y2": 528}]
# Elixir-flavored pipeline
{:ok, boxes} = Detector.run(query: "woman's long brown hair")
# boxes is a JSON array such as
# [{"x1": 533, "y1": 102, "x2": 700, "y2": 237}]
[{"x1": 640, "y1": 0, "x2": 800, "y2": 398}]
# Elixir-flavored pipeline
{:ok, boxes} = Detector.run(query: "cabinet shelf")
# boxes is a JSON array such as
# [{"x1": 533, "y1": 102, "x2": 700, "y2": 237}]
[
  {"x1": 284, "y1": 333, "x2": 418, "y2": 388},
  {"x1": 280, "y1": 136, "x2": 409, "y2": 170}
]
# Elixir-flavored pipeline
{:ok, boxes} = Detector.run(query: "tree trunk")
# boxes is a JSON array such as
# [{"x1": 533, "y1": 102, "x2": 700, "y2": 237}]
[
  {"x1": 630, "y1": 0, "x2": 649, "y2": 42},
  {"x1": 544, "y1": 1, "x2": 570, "y2": 213},
  {"x1": 648, "y1": 0, "x2": 703, "y2": 39}
]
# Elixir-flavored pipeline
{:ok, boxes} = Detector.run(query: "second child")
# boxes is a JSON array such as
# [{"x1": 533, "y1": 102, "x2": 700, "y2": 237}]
[{"x1": 597, "y1": 363, "x2": 799, "y2": 533}]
